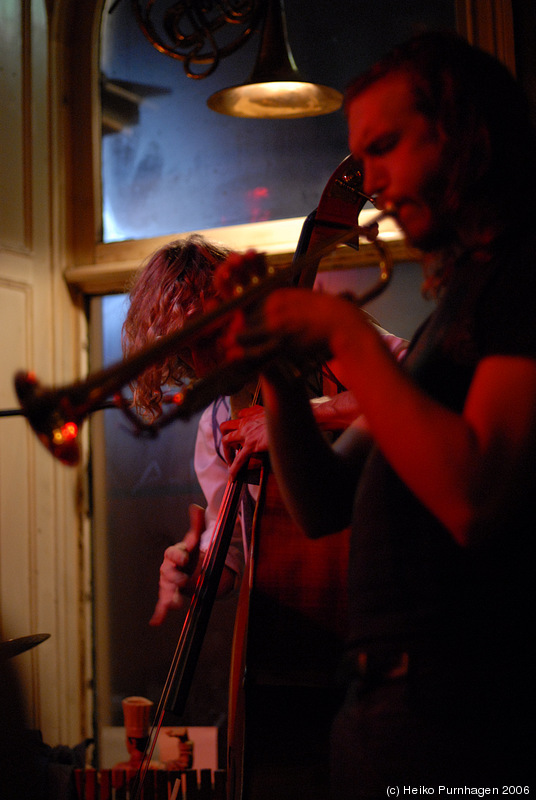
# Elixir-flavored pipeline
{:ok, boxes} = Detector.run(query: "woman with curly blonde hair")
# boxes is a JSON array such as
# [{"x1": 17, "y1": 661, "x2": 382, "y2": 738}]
[
  {"x1": 122, "y1": 234, "x2": 232, "y2": 420},
  {"x1": 121, "y1": 233, "x2": 246, "y2": 624}
]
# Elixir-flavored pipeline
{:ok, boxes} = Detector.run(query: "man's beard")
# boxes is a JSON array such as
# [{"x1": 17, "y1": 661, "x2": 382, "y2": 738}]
[{"x1": 410, "y1": 169, "x2": 459, "y2": 253}]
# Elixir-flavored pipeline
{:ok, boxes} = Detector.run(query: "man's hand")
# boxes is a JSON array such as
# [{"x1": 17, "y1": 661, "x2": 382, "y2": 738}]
[
  {"x1": 150, "y1": 504, "x2": 205, "y2": 626},
  {"x1": 220, "y1": 405, "x2": 268, "y2": 479}
]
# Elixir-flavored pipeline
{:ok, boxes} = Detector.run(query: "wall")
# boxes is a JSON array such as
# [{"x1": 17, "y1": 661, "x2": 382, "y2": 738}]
[{"x1": 0, "y1": 0, "x2": 91, "y2": 748}]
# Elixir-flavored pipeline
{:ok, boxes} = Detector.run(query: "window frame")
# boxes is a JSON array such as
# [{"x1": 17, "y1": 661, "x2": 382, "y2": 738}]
[{"x1": 61, "y1": 0, "x2": 517, "y2": 298}]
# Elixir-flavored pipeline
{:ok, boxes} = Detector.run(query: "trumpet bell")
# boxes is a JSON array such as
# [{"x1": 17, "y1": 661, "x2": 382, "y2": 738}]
[{"x1": 14, "y1": 372, "x2": 81, "y2": 466}]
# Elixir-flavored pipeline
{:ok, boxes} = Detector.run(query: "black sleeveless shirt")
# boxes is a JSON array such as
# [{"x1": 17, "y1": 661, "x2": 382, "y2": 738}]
[{"x1": 348, "y1": 229, "x2": 536, "y2": 654}]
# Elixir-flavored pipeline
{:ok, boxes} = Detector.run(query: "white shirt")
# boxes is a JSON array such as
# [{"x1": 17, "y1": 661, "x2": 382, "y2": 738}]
[{"x1": 195, "y1": 397, "x2": 257, "y2": 577}]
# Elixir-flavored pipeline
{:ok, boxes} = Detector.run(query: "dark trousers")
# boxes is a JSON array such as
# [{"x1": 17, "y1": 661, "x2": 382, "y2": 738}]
[{"x1": 329, "y1": 658, "x2": 533, "y2": 799}]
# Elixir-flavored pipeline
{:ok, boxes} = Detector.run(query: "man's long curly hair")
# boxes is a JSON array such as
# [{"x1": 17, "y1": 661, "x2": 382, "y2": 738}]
[{"x1": 122, "y1": 235, "x2": 232, "y2": 419}]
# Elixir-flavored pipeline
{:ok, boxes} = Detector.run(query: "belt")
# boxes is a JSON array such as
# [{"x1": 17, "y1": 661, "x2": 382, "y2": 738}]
[{"x1": 355, "y1": 651, "x2": 410, "y2": 683}]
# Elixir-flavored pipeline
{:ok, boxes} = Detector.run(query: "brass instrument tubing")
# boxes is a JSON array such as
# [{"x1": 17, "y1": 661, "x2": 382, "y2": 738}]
[{"x1": 14, "y1": 208, "x2": 393, "y2": 461}]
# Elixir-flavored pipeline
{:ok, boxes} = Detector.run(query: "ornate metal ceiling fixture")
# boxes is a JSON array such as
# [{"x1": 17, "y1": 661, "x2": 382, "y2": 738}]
[
  {"x1": 207, "y1": 0, "x2": 343, "y2": 118},
  {"x1": 131, "y1": 0, "x2": 264, "y2": 79},
  {"x1": 128, "y1": 0, "x2": 343, "y2": 117}
]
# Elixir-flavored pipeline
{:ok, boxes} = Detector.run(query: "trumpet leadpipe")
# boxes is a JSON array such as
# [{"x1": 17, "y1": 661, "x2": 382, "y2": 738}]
[{"x1": 14, "y1": 207, "x2": 396, "y2": 464}]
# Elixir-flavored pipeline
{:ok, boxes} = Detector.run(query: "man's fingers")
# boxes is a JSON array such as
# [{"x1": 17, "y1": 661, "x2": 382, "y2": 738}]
[
  {"x1": 189, "y1": 503, "x2": 205, "y2": 535},
  {"x1": 150, "y1": 587, "x2": 182, "y2": 626},
  {"x1": 229, "y1": 447, "x2": 250, "y2": 480},
  {"x1": 149, "y1": 600, "x2": 168, "y2": 627}
]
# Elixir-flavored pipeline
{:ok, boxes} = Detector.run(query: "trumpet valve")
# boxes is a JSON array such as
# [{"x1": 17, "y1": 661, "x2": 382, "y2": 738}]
[{"x1": 214, "y1": 249, "x2": 270, "y2": 299}]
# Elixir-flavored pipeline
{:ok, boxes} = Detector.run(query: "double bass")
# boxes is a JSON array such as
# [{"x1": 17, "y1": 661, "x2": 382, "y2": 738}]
[{"x1": 226, "y1": 157, "x2": 384, "y2": 800}]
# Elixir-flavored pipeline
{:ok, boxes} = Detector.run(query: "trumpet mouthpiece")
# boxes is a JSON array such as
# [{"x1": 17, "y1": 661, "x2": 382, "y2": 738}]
[
  {"x1": 374, "y1": 202, "x2": 396, "y2": 224},
  {"x1": 383, "y1": 201, "x2": 395, "y2": 215},
  {"x1": 360, "y1": 203, "x2": 396, "y2": 242}
]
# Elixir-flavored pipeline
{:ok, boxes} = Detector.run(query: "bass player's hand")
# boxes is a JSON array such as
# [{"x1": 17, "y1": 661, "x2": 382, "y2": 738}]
[{"x1": 150, "y1": 504, "x2": 205, "y2": 625}]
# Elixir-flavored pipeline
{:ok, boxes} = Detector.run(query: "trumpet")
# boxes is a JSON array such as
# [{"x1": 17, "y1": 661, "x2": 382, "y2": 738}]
[{"x1": 14, "y1": 209, "x2": 394, "y2": 466}]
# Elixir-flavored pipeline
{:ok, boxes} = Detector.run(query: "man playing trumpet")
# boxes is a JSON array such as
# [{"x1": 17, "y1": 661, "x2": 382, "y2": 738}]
[{"x1": 214, "y1": 31, "x2": 536, "y2": 796}]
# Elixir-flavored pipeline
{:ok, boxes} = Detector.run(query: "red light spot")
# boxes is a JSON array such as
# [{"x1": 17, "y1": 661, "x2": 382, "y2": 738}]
[
  {"x1": 246, "y1": 186, "x2": 270, "y2": 223},
  {"x1": 61, "y1": 422, "x2": 78, "y2": 441}
]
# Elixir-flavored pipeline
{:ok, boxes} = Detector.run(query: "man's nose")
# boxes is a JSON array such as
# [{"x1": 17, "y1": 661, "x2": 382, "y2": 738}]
[{"x1": 363, "y1": 163, "x2": 388, "y2": 199}]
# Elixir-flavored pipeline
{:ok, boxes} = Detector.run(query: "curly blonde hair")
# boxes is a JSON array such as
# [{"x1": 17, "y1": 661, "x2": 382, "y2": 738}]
[{"x1": 122, "y1": 234, "x2": 232, "y2": 419}]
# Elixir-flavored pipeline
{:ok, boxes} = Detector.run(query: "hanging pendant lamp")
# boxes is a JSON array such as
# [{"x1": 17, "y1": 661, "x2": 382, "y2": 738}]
[{"x1": 207, "y1": 0, "x2": 343, "y2": 119}]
